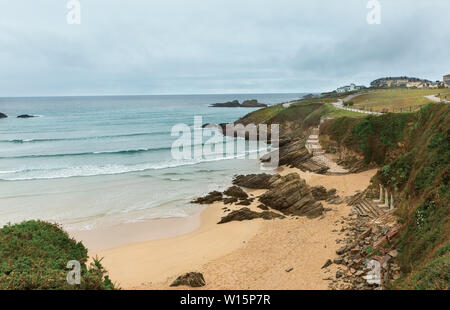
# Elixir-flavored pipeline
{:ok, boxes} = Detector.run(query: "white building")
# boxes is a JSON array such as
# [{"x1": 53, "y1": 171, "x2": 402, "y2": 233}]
[{"x1": 336, "y1": 83, "x2": 365, "y2": 93}]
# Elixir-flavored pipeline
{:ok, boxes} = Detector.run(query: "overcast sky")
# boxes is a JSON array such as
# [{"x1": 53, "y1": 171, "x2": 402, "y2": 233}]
[{"x1": 0, "y1": 0, "x2": 449, "y2": 97}]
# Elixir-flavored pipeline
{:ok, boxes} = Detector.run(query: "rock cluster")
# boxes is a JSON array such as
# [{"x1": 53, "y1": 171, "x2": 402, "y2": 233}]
[
  {"x1": 218, "y1": 207, "x2": 284, "y2": 224},
  {"x1": 232, "y1": 173, "x2": 344, "y2": 219},
  {"x1": 170, "y1": 272, "x2": 206, "y2": 287},
  {"x1": 193, "y1": 184, "x2": 256, "y2": 206},
  {"x1": 232, "y1": 173, "x2": 277, "y2": 189},
  {"x1": 259, "y1": 173, "x2": 324, "y2": 218},
  {"x1": 0, "y1": 112, "x2": 7, "y2": 119},
  {"x1": 323, "y1": 214, "x2": 402, "y2": 290},
  {"x1": 223, "y1": 186, "x2": 248, "y2": 199},
  {"x1": 193, "y1": 172, "x2": 344, "y2": 222},
  {"x1": 191, "y1": 191, "x2": 223, "y2": 204},
  {"x1": 311, "y1": 186, "x2": 335, "y2": 200}
]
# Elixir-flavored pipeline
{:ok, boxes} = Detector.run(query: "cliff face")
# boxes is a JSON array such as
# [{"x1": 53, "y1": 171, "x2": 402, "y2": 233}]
[{"x1": 321, "y1": 104, "x2": 450, "y2": 289}]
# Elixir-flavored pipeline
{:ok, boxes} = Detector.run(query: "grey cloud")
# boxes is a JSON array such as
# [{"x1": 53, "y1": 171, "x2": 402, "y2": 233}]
[{"x1": 0, "y1": 0, "x2": 449, "y2": 96}]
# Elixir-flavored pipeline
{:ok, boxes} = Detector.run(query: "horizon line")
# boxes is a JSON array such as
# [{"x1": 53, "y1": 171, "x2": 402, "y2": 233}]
[{"x1": 0, "y1": 91, "x2": 322, "y2": 100}]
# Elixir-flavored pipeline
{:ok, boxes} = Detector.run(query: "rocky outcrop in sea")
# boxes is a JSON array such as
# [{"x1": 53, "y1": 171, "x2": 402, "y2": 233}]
[{"x1": 210, "y1": 99, "x2": 267, "y2": 108}]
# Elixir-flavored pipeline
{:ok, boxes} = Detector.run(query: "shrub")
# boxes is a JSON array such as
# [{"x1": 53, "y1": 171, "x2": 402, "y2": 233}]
[{"x1": 0, "y1": 220, "x2": 115, "y2": 290}]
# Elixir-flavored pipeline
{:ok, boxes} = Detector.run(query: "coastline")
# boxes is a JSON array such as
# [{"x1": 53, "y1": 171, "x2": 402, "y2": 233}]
[
  {"x1": 93, "y1": 166, "x2": 378, "y2": 289},
  {"x1": 71, "y1": 210, "x2": 205, "y2": 253}
]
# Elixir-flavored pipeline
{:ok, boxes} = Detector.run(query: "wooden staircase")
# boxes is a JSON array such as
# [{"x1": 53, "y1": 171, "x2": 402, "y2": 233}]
[
  {"x1": 347, "y1": 194, "x2": 387, "y2": 219},
  {"x1": 354, "y1": 199, "x2": 386, "y2": 219}
]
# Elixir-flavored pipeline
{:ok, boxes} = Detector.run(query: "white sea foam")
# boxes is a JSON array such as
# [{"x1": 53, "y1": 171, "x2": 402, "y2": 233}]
[{"x1": 0, "y1": 146, "x2": 269, "y2": 181}]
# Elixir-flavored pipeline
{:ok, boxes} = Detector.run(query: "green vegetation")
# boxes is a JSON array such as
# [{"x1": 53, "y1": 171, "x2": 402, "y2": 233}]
[
  {"x1": 321, "y1": 112, "x2": 414, "y2": 164},
  {"x1": 322, "y1": 103, "x2": 450, "y2": 290},
  {"x1": 343, "y1": 101, "x2": 354, "y2": 107},
  {"x1": 351, "y1": 88, "x2": 443, "y2": 112},
  {"x1": 236, "y1": 100, "x2": 324, "y2": 137},
  {"x1": 323, "y1": 103, "x2": 366, "y2": 118},
  {"x1": 0, "y1": 220, "x2": 116, "y2": 290},
  {"x1": 236, "y1": 94, "x2": 367, "y2": 138}
]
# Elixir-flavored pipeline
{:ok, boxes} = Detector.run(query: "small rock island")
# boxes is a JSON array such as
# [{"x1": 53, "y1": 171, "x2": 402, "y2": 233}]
[
  {"x1": 210, "y1": 99, "x2": 267, "y2": 108},
  {"x1": 0, "y1": 112, "x2": 7, "y2": 118},
  {"x1": 17, "y1": 114, "x2": 37, "y2": 118}
]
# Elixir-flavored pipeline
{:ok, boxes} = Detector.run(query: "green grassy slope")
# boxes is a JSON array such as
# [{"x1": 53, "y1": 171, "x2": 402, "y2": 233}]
[
  {"x1": 352, "y1": 89, "x2": 446, "y2": 112},
  {"x1": 321, "y1": 104, "x2": 450, "y2": 289}
]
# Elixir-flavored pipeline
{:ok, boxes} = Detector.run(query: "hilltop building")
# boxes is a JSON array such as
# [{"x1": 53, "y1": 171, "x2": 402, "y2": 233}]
[{"x1": 444, "y1": 74, "x2": 450, "y2": 87}]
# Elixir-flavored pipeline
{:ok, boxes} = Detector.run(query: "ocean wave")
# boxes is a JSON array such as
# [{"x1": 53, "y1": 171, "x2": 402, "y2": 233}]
[
  {"x1": 0, "y1": 148, "x2": 268, "y2": 181},
  {"x1": 0, "y1": 131, "x2": 170, "y2": 144},
  {"x1": 0, "y1": 139, "x2": 261, "y2": 159},
  {"x1": 0, "y1": 146, "x2": 174, "y2": 159}
]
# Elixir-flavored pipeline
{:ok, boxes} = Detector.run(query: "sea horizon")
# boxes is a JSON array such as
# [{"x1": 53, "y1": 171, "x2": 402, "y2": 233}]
[{"x1": 0, "y1": 91, "x2": 316, "y2": 100}]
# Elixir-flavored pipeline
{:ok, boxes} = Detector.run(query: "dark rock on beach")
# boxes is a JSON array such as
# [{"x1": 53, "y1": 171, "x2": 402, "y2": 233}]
[
  {"x1": 322, "y1": 259, "x2": 333, "y2": 269},
  {"x1": 232, "y1": 173, "x2": 280, "y2": 189},
  {"x1": 236, "y1": 199, "x2": 252, "y2": 206},
  {"x1": 170, "y1": 272, "x2": 206, "y2": 287},
  {"x1": 223, "y1": 197, "x2": 239, "y2": 205},
  {"x1": 259, "y1": 173, "x2": 324, "y2": 218},
  {"x1": 257, "y1": 204, "x2": 269, "y2": 211},
  {"x1": 191, "y1": 191, "x2": 223, "y2": 204},
  {"x1": 311, "y1": 186, "x2": 339, "y2": 202},
  {"x1": 17, "y1": 114, "x2": 36, "y2": 118},
  {"x1": 218, "y1": 207, "x2": 284, "y2": 224},
  {"x1": 0, "y1": 112, "x2": 7, "y2": 118},
  {"x1": 223, "y1": 186, "x2": 248, "y2": 199}
]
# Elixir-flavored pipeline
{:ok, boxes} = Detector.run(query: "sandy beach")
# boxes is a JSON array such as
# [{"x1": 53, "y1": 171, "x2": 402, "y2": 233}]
[{"x1": 93, "y1": 167, "x2": 377, "y2": 290}]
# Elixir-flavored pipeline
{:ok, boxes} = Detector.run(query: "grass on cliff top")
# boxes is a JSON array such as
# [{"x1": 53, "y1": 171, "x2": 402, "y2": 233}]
[
  {"x1": 351, "y1": 88, "x2": 445, "y2": 112},
  {"x1": 322, "y1": 103, "x2": 367, "y2": 118},
  {"x1": 0, "y1": 220, "x2": 116, "y2": 290}
]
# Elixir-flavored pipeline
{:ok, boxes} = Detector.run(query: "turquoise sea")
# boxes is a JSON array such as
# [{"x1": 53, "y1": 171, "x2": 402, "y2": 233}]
[{"x1": 0, "y1": 94, "x2": 303, "y2": 231}]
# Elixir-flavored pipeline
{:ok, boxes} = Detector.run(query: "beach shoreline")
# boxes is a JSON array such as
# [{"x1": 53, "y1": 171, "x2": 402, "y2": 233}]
[
  {"x1": 71, "y1": 209, "x2": 205, "y2": 254},
  {"x1": 90, "y1": 166, "x2": 377, "y2": 290}
]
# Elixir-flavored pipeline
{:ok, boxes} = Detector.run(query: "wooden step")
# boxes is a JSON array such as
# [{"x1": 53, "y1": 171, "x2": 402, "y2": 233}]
[
  {"x1": 355, "y1": 202, "x2": 377, "y2": 219},
  {"x1": 360, "y1": 199, "x2": 383, "y2": 218},
  {"x1": 351, "y1": 198, "x2": 387, "y2": 219},
  {"x1": 347, "y1": 192, "x2": 364, "y2": 206}
]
